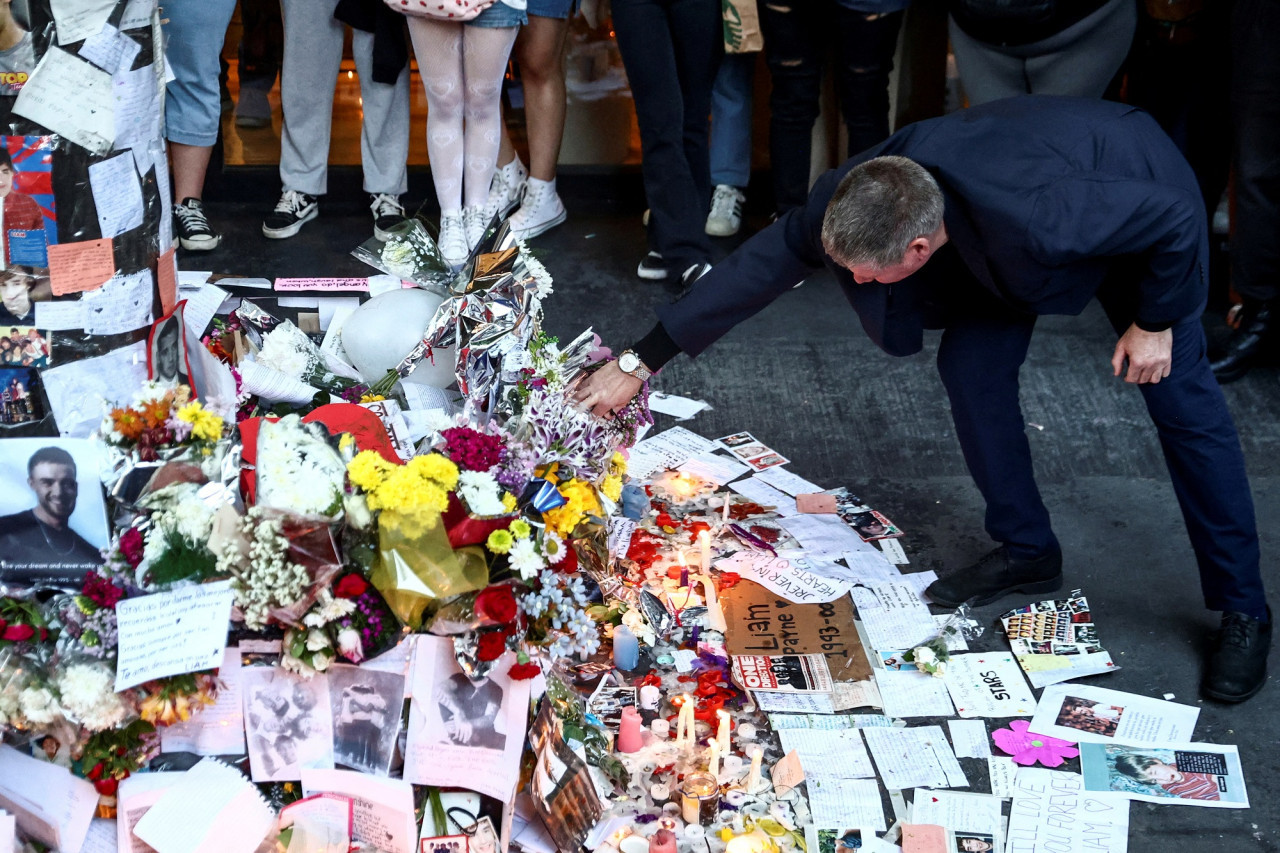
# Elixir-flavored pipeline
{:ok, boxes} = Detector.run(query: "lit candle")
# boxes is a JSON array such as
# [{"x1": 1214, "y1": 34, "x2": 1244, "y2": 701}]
[
  {"x1": 699, "y1": 529, "x2": 710, "y2": 573},
  {"x1": 716, "y1": 709, "x2": 731, "y2": 754},
  {"x1": 745, "y1": 745, "x2": 763, "y2": 792},
  {"x1": 698, "y1": 574, "x2": 728, "y2": 633},
  {"x1": 676, "y1": 694, "x2": 694, "y2": 747}
]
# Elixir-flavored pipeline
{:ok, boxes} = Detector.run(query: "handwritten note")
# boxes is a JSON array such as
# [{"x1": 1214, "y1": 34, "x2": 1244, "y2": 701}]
[
  {"x1": 113, "y1": 64, "x2": 161, "y2": 151},
  {"x1": 873, "y1": 669, "x2": 956, "y2": 718},
  {"x1": 805, "y1": 778, "x2": 886, "y2": 831},
  {"x1": 89, "y1": 152, "x2": 145, "y2": 237},
  {"x1": 778, "y1": 729, "x2": 875, "y2": 779},
  {"x1": 48, "y1": 237, "x2": 115, "y2": 295},
  {"x1": 850, "y1": 582, "x2": 939, "y2": 652},
  {"x1": 41, "y1": 341, "x2": 147, "y2": 437},
  {"x1": 120, "y1": 0, "x2": 154, "y2": 29},
  {"x1": 275, "y1": 277, "x2": 371, "y2": 292},
  {"x1": 862, "y1": 726, "x2": 968, "y2": 790},
  {"x1": 79, "y1": 24, "x2": 140, "y2": 73},
  {"x1": 179, "y1": 281, "x2": 230, "y2": 339},
  {"x1": 159, "y1": 649, "x2": 247, "y2": 756},
  {"x1": 901, "y1": 824, "x2": 948, "y2": 853},
  {"x1": 721, "y1": 582, "x2": 869, "y2": 681},
  {"x1": 114, "y1": 581, "x2": 234, "y2": 690},
  {"x1": 35, "y1": 300, "x2": 87, "y2": 331},
  {"x1": 50, "y1": 0, "x2": 116, "y2": 44},
  {"x1": 946, "y1": 719, "x2": 991, "y2": 759},
  {"x1": 157, "y1": 248, "x2": 178, "y2": 314},
  {"x1": 943, "y1": 653, "x2": 1035, "y2": 718},
  {"x1": 715, "y1": 551, "x2": 851, "y2": 604},
  {"x1": 14, "y1": 48, "x2": 114, "y2": 154},
  {"x1": 1007, "y1": 769, "x2": 1129, "y2": 852},
  {"x1": 82, "y1": 270, "x2": 153, "y2": 335},
  {"x1": 302, "y1": 769, "x2": 417, "y2": 853}
]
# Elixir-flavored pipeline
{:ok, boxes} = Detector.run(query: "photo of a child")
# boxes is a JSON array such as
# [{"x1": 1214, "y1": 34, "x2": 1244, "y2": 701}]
[
  {"x1": 1055, "y1": 696, "x2": 1124, "y2": 737},
  {"x1": 1111, "y1": 751, "x2": 1221, "y2": 801}
]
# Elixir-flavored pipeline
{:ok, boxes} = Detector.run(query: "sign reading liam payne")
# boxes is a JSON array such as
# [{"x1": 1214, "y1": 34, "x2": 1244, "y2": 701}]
[{"x1": 1006, "y1": 768, "x2": 1129, "y2": 853}]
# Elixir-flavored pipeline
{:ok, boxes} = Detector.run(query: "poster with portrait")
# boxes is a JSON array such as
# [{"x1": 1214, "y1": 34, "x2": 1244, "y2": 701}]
[
  {"x1": 0, "y1": 364, "x2": 43, "y2": 428},
  {"x1": 242, "y1": 666, "x2": 336, "y2": 783},
  {"x1": 1080, "y1": 741, "x2": 1249, "y2": 808},
  {"x1": 0, "y1": 137, "x2": 55, "y2": 276},
  {"x1": 147, "y1": 304, "x2": 193, "y2": 391},
  {"x1": 403, "y1": 635, "x2": 531, "y2": 801},
  {"x1": 327, "y1": 664, "x2": 405, "y2": 777},
  {"x1": 0, "y1": 437, "x2": 107, "y2": 584}
]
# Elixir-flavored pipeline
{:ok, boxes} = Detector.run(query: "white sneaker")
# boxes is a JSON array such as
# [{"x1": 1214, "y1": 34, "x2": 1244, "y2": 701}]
[
  {"x1": 706, "y1": 185, "x2": 745, "y2": 237},
  {"x1": 463, "y1": 206, "x2": 489, "y2": 251},
  {"x1": 438, "y1": 211, "x2": 468, "y2": 268},
  {"x1": 487, "y1": 157, "x2": 528, "y2": 219},
  {"x1": 509, "y1": 178, "x2": 567, "y2": 240}
]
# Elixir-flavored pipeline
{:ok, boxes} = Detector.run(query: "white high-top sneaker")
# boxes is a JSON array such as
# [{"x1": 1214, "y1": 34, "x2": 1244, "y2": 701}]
[
  {"x1": 487, "y1": 156, "x2": 528, "y2": 219},
  {"x1": 438, "y1": 210, "x2": 469, "y2": 268},
  {"x1": 509, "y1": 177, "x2": 567, "y2": 241}
]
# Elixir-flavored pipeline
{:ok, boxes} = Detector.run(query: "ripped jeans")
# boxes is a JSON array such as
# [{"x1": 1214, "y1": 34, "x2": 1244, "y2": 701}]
[{"x1": 760, "y1": 0, "x2": 904, "y2": 212}]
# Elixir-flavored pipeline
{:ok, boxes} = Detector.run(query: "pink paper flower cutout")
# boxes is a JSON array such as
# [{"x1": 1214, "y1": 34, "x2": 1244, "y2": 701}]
[{"x1": 991, "y1": 719, "x2": 1080, "y2": 767}]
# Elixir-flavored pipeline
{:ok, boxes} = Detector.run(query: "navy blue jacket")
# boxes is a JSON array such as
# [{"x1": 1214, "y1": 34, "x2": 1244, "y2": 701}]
[{"x1": 654, "y1": 96, "x2": 1208, "y2": 361}]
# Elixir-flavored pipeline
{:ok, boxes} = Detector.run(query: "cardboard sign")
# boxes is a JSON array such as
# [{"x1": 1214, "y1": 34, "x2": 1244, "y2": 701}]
[{"x1": 722, "y1": 580, "x2": 871, "y2": 682}]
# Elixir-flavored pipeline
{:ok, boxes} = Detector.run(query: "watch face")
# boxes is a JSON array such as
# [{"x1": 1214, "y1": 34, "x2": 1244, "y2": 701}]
[{"x1": 619, "y1": 353, "x2": 638, "y2": 372}]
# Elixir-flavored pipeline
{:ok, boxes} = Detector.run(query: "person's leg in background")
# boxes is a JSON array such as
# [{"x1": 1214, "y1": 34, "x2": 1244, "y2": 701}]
[
  {"x1": 672, "y1": 0, "x2": 722, "y2": 262},
  {"x1": 262, "y1": 0, "x2": 345, "y2": 239},
  {"x1": 235, "y1": 0, "x2": 282, "y2": 129},
  {"x1": 495, "y1": 3, "x2": 571, "y2": 240},
  {"x1": 459, "y1": 13, "x2": 522, "y2": 247},
  {"x1": 349, "y1": 25, "x2": 411, "y2": 240},
  {"x1": 1020, "y1": 0, "x2": 1136, "y2": 97},
  {"x1": 1211, "y1": 0, "x2": 1280, "y2": 382},
  {"x1": 760, "y1": 0, "x2": 825, "y2": 214},
  {"x1": 706, "y1": 51, "x2": 755, "y2": 238},
  {"x1": 946, "y1": 16, "x2": 1028, "y2": 105},
  {"x1": 163, "y1": 0, "x2": 239, "y2": 252},
  {"x1": 407, "y1": 17, "x2": 469, "y2": 266},
  {"x1": 612, "y1": 0, "x2": 719, "y2": 283},
  {"x1": 832, "y1": 5, "x2": 903, "y2": 158},
  {"x1": 925, "y1": 292, "x2": 1064, "y2": 608}
]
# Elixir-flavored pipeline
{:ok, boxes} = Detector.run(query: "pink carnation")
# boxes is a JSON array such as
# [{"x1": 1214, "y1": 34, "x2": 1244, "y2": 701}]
[{"x1": 441, "y1": 426, "x2": 504, "y2": 472}]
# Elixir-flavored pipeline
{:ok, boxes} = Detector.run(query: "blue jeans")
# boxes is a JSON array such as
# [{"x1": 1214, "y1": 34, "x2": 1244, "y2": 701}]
[
  {"x1": 710, "y1": 52, "x2": 755, "y2": 189},
  {"x1": 163, "y1": 0, "x2": 240, "y2": 145}
]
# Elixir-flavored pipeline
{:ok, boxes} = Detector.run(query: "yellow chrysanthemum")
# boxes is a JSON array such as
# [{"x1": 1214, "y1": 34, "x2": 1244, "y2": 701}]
[
  {"x1": 486, "y1": 529, "x2": 514, "y2": 554},
  {"x1": 346, "y1": 450, "x2": 394, "y2": 492},
  {"x1": 509, "y1": 519, "x2": 532, "y2": 539},
  {"x1": 501, "y1": 492, "x2": 518, "y2": 513},
  {"x1": 609, "y1": 451, "x2": 627, "y2": 477},
  {"x1": 174, "y1": 402, "x2": 223, "y2": 442},
  {"x1": 407, "y1": 453, "x2": 460, "y2": 490},
  {"x1": 542, "y1": 478, "x2": 602, "y2": 538},
  {"x1": 601, "y1": 474, "x2": 623, "y2": 503}
]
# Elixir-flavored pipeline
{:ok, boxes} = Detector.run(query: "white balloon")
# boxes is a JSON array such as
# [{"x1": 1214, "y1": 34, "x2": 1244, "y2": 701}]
[{"x1": 341, "y1": 289, "x2": 457, "y2": 388}]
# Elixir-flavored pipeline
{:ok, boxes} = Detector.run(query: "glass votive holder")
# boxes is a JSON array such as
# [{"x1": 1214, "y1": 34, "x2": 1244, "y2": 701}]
[{"x1": 680, "y1": 771, "x2": 721, "y2": 825}]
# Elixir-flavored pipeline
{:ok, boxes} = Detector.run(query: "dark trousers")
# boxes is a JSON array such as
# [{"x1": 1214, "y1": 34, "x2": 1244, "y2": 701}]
[
  {"x1": 760, "y1": 0, "x2": 903, "y2": 212},
  {"x1": 612, "y1": 0, "x2": 722, "y2": 274},
  {"x1": 1231, "y1": 0, "x2": 1280, "y2": 302},
  {"x1": 935, "y1": 285, "x2": 1265, "y2": 616}
]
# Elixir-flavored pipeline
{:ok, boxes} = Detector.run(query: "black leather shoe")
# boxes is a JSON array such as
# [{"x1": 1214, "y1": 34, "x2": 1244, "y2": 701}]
[
  {"x1": 1210, "y1": 300, "x2": 1275, "y2": 384},
  {"x1": 925, "y1": 545, "x2": 1063, "y2": 608},
  {"x1": 1202, "y1": 608, "x2": 1271, "y2": 703}
]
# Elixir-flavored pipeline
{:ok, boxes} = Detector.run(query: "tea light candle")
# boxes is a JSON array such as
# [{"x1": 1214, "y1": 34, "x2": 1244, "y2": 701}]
[
  {"x1": 650, "y1": 783, "x2": 670, "y2": 803},
  {"x1": 737, "y1": 723, "x2": 757, "y2": 741},
  {"x1": 715, "y1": 709, "x2": 731, "y2": 754},
  {"x1": 723, "y1": 755, "x2": 744, "y2": 775},
  {"x1": 651, "y1": 718, "x2": 671, "y2": 739}
]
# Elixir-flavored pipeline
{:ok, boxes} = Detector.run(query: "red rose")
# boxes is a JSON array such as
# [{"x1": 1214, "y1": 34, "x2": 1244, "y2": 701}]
[
  {"x1": 508, "y1": 661, "x2": 541, "y2": 680},
  {"x1": 474, "y1": 585, "x2": 517, "y2": 626},
  {"x1": 334, "y1": 574, "x2": 370, "y2": 599},
  {"x1": 93, "y1": 777, "x2": 119, "y2": 797},
  {"x1": 556, "y1": 541, "x2": 578, "y2": 574},
  {"x1": 87, "y1": 762, "x2": 104, "y2": 781},
  {"x1": 1, "y1": 624, "x2": 34, "y2": 642},
  {"x1": 476, "y1": 631, "x2": 507, "y2": 662}
]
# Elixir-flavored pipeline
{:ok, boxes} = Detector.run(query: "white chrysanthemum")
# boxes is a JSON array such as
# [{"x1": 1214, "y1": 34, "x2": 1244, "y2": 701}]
[
  {"x1": 509, "y1": 537, "x2": 546, "y2": 580},
  {"x1": 457, "y1": 470, "x2": 507, "y2": 517},
  {"x1": 56, "y1": 664, "x2": 131, "y2": 732},
  {"x1": 18, "y1": 686, "x2": 60, "y2": 725},
  {"x1": 305, "y1": 628, "x2": 331, "y2": 652},
  {"x1": 255, "y1": 415, "x2": 346, "y2": 517},
  {"x1": 541, "y1": 531, "x2": 567, "y2": 564},
  {"x1": 304, "y1": 591, "x2": 356, "y2": 627},
  {"x1": 256, "y1": 323, "x2": 316, "y2": 379}
]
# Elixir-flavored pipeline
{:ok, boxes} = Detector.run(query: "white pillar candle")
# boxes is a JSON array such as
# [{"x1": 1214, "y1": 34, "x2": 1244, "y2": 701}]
[
  {"x1": 722, "y1": 493, "x2": 731, "y2": 523},
  {"x1": 716, "y1": 709, "x2": 731, "y2": 754},
  {"x1": 699, "y1": 529, "x2": 710, "y2": 573},
  {"x1": 698, "y1": 574, "x2": 728, "y2": 633},
  {"x1": 707, "y1": 741, "x2": 720, "y2": 778},
  {"x1": 745, "y1": 745, "x2": 763, "y2": 792}
]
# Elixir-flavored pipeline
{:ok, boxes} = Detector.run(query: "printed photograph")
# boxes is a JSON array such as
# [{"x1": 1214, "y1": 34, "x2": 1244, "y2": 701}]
[
  {"x1": 435, "y1": 672, "x2": 507, "y2": 751},
  {"x1": 847, "y1": 509, "x2": 901, "y2": 541},
  {"x1": 746, "y1": 452, "x2": 789, "y2": 471},
  {"x1": 954, "y1": 833, "x2": 995, "y2": 852},
  {"x1": 148, "y1": 307, "x2": 193, "y2": 390},
  {"x1": 730, "y1": 442, "x2": 769, "y2": 460},
  {"x1": 0, "y1": 366, "x2": 41, "y2": 426},
  {"x1": 0, "y1": 438, "x2": 107, "y2": 583},
  {"x1": 0, "y1": 325, "x2": 49, "y2": 367},
  {"x1": 421, "y1": 835, "x2": 469, "y2": 853},
  {"x1": 329, "y1": 664, "x2": 406, "y2": 777},
  {"x1": 816, "y1": 828, "x2": 864, "y2": 852},
  {"x1": 1106, "y1": 747, "x2": 1222, "y2": 802},
  {"x1": 0, "y1": 266, "x2": 51, "y2": 326},
  {"x1": 243, "y1": 667, "x2": 334, "y2": 782},
  {"x1": 1, "y1": 137, "x2": 56, "y2": 270},
  {"x1": 717, "y1": 432, "x2": 755, "y2": 448}
]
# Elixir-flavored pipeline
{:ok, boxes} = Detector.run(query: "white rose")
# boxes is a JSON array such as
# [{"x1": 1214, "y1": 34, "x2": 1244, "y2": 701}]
[
  {"x1": 913, "y1": 646, "x2": 936, "y2": 665},
  {"x1": 337, "y1": 628, "x2": 365, "y2": 663},
  {"x1": 305, "y1": 628, "x2": 330, "y2": 652}
]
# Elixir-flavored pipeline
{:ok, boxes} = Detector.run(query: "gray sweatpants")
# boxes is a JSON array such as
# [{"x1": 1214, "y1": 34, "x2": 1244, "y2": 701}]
[
  {"x1": 948, "y1": 0, "x2": 1137, "y2": 106},
  {"x1": 278, "y1": 0, "x2": 410, "y2": 196}
]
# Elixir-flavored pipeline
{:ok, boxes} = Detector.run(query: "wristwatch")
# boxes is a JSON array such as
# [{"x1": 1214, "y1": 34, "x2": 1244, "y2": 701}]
[{"x1": 617, "y1": 349, "x2": 653, "y2": 382}]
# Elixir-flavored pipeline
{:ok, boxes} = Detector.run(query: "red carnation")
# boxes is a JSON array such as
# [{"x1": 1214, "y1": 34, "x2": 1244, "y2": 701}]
[
  {"x1": 476, "y1": 631, "x2": 507, "y2": 662},
  {"x1": 93, "y1": 777, "x2": 119, "y2": 797},
  {"x1": 508, "y1": 661, "x2": 541, "y2": 680},
  {"x1": 119, "y1": 527, "x2": 145, "y2": 568},
  {"x1": 334, "y1": 574, "x2": 370, "y2": 599},
  {"x1": 1, "y1": 624, "x2": 34, "y2": 642},
  {"x1": 87, "y1": 762, "x2": 105, "y2": 781},
  {"x1": 474, "y1": 585, "x2": 517, "y2": 625}
]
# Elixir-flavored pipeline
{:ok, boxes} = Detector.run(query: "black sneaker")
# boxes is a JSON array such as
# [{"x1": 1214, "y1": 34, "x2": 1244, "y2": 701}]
[
  {"x1": 262, "y1": 190, "x2": 319, "y2": 239},
  {"x1": 637, "y1": 251, "x2": 667, "y2": 281},
  {"x1": 1203, "y1": 608, "x2": 1271, "y2": 702},
  {"x1": 370, "y1": 193, "x2": 407, "y2": 241},
  {"x1": 925, "y1": 545, "x2": 1063, "y2": 608},
  {"x1": 173, "y1": 198, "x2": 221, "y2": 252},
  {"x1": 681, "y1": 262, "x2": 712, "y2": 287}
]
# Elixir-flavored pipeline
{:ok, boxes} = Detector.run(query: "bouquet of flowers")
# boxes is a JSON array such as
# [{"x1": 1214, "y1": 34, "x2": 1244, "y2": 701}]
[
  {"x1": 350, "y1": 216, "x2": 454, "y2": 290},
  {"x1": 252, "y1": 320, "x2": 361, "y2": 398},
  {"x1": 102, "y1": 383, "x2": 227, "y2": 462},
  {"x1": 254, "y1": 415, "x2": 347, "y2": 519}
]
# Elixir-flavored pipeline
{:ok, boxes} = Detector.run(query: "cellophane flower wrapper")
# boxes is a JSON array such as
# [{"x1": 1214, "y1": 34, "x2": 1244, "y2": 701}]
[
  {"x1": 441, "y1": 492, "x2": 515, "y2": 549},
  {"x1": 350, "y1": 217, "x2": 454, "y2": 293},
  {"x1": 102, "y1": 439, "x2": 240, "y2": 530},
  {"x1": 254, "y1": 415, "x2": 347, "y2": 519},
  {"x1": 369, "y1": 508, "x2": 490, "y2": 629}
]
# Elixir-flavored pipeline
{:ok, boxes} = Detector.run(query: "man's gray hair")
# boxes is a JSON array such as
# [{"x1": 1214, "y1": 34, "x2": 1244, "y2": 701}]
[{"x1": 821, "y1": 156, "x2": 944, "y2": 269}]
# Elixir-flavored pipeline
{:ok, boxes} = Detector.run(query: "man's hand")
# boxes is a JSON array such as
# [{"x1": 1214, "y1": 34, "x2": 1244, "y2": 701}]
[
  {"x1": 1111, "y1": 323, "x2": 1173, "y2": 384},
  {"x1": 571, "y1": 360, "x2": 643, "y2": 418}
]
